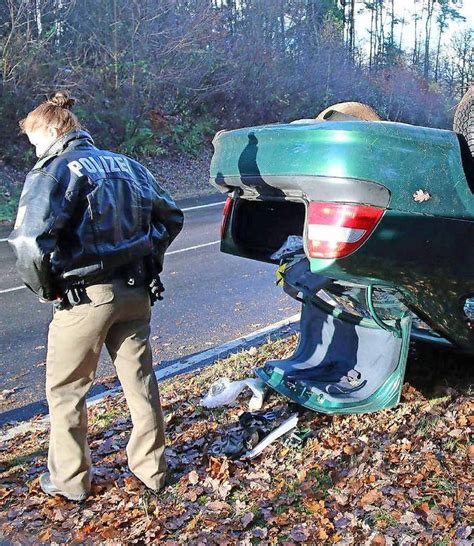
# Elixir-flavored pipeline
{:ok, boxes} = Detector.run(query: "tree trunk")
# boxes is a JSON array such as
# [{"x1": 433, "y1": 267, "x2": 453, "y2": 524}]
[{"x1": 423, "y1": 0, "x2": 435, "y2": 79}]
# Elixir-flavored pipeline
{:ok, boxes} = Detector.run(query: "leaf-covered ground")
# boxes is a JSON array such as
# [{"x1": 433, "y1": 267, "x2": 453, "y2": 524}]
[{"x1": 0, "y1": 336, "x2": 472, "y2": 545}]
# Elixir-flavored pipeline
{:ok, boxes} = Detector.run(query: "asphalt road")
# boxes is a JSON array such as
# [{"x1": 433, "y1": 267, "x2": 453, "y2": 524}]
[{"x1": 0, "y1": 195, "x2": 299, "y2": 425}]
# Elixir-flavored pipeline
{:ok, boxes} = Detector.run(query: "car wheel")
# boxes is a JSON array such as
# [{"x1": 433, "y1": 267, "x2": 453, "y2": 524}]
[
  {"x1": 453, "y1": 86, "x2": 474, "y2": 157},
  {"x1": 315, "y1": 101, "x2": 382, "y2": 121}
]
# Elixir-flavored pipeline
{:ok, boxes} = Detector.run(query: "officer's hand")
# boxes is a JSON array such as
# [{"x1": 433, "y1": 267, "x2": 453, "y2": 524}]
[
  {"x1": 38, "y1": 295, "x2": 62, "y2": 303},
  {"x1": 38, "y1": 287, "x2": 63, "y2": 302},
  {"x1": 149, "y1": 276, "x2": 165, "y2": 305}
]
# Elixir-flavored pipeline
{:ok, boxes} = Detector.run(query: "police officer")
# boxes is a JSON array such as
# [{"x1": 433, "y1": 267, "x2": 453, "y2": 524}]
[{"x1": 8, "y1": 91, "x2": 184, "y2": 501}]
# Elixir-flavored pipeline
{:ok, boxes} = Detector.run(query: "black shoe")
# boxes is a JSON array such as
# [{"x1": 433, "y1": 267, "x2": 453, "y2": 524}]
[{"x1": 39, "y1": 472, "x2": 89, "y2": 502}]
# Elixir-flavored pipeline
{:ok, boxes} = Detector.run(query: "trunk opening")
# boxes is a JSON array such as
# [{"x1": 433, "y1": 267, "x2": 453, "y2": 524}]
[{"x1": 231, "y1": 198, "x2": 306, "y2": 262}]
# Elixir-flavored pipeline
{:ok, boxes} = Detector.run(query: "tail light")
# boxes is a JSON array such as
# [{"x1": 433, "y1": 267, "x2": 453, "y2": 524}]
[
  {"x1": 306, "y1": 201, "x2": 384, "y2": 259},
  {"x1": 221, "y1": 197, "x2": 233, "y2": 239}
]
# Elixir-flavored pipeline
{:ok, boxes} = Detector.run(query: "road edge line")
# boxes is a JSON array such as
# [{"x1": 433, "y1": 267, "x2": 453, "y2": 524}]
[{"x1": 181, "y1": 202, "x2": 224, "y2": 212}]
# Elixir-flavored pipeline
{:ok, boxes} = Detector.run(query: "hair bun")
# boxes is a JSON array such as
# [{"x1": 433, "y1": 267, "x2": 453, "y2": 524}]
[{"x1": 47, "y1": 91, "x2": 76, "y2": 109}]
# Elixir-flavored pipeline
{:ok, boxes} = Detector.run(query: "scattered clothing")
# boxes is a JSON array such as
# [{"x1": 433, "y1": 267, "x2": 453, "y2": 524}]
[{"x1": 208, "y1": 405, "x2": 301, "y2": 459}]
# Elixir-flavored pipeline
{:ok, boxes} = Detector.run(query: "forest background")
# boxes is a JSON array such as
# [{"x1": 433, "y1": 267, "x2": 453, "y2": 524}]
[{"x1": 0, "y1": 0, "x2": 472, "y2": 218}]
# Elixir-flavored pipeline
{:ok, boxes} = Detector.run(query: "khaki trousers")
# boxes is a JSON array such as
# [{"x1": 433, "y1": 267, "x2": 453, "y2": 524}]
[{"x1": 45, "y1": 279, "x2": 167, "y2": 496}]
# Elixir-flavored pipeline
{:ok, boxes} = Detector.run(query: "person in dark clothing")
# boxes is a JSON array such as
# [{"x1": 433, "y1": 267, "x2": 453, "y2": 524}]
[{"x1": 8, "y1": 91, "x2": 184, "y2": 501}]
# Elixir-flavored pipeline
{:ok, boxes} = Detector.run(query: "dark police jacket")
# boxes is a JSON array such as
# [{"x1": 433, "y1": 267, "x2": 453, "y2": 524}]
[{"x1": 8, "y1": 129, "x2": 184, "y2": 300}]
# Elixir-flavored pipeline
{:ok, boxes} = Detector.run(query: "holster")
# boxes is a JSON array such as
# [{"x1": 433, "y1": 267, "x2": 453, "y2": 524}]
[
  {"x1": 53, "y1": 286, "x2": 86, "y2": 311},
  {"x1": 143, "y1": 254, "x2": 164, "y2": 305}
]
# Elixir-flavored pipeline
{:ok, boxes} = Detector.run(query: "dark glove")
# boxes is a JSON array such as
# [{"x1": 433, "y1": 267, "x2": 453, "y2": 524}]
[{"x1": 149, "y1": 275, "x2": 165, "y2": 305}]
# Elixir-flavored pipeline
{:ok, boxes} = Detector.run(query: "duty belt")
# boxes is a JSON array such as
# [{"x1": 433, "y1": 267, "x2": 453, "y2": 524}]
[{"x1": 56, "y1": 260, "x2": 148, "y2": 310}]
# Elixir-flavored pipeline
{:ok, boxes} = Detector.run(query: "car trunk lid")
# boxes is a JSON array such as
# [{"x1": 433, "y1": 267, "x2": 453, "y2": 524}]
[{"x1": 255, "y1": 257, "x2": 413, "y2": 414}]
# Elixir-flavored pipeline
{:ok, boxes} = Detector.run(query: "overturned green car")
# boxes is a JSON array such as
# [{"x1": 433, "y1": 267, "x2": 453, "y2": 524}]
[{"x1": 210, "y1": 111, "x2": 474, "y2": 414}]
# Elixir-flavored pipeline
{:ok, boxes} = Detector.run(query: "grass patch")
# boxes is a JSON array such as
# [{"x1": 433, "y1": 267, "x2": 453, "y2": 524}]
[
  {"x1": 373, "y1": 509, "x2": 398, "y2": 527},
  {"x1": 91, "y1": 406, "x2": 124, "y2": 429},
  {"x1": 0, "y1": 195, "x2": 19, "y2": 223}
]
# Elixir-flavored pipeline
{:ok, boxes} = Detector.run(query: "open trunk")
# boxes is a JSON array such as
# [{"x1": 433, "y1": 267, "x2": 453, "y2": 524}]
[
  {"x1": 224, "y1": 195, "x2": 452, "y2": 342},
  {"x1": 224, "y1": 197, "x2": 306, "y2": 263}
]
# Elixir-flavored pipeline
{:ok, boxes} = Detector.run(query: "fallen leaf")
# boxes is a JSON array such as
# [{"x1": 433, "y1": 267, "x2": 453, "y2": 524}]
[
  {"x1": 468, "y1": 444, "x2": 474, "y2": 461},
  {"x1": 188, "y1": 470, "x2": 199, "y2": 485},
  {"x1": 318, "y1": 528, "x2": 329, "y2": 540},
  {"x1": 241, "y1": 512, "x2": 254, "y2": 528},
  {"x1": 360, "y1": 489, "x2": 382, "y2": 507},
  {"x1": 413, "y1": 189, "x2": 431, "y2": 202},
  {"x1": 290, "y1": 525, "x2": 309, "y2": 542},
  {"x1": 206, "y1": 500, "x2": 231, "y2": 512}
]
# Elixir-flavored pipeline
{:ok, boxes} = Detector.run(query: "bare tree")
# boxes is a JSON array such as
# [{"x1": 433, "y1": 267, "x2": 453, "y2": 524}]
[
  {"x1": 434, "y1": 0, "x2": 465, "y2": 81},
  {"x1": 423, "y1": 0, "x2": 436, "y2": 79},
  {"x1": 0, "y1": 0, "x2": 470, "y2": 166}
]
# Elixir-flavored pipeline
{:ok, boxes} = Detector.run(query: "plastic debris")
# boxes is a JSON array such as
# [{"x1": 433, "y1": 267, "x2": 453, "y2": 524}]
[
  {"x1": 200, "y1": 377, "x2": 266, "y2": 411},
  {"x1": 270, "y1": 235, "x2": 304, "y2": 260},
  {"x1": 282, "y1": 427, "x2": 313, "y2": 449},
  {"x1": 243, "y1": 413, "x2": 299, "y2": 459}
]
